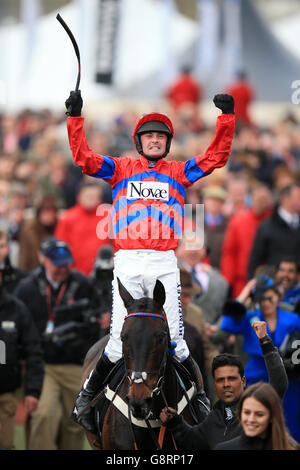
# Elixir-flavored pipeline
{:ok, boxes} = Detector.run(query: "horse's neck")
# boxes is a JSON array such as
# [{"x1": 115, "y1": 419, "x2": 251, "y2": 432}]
[{"x1": 162, "y1": 356, "x2": 179, "y2": 408}]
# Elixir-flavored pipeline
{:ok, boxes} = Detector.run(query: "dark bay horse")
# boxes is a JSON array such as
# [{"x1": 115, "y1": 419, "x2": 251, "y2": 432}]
[{"x1": 81, "y1": 278, "x2": 204, "y2": 450}]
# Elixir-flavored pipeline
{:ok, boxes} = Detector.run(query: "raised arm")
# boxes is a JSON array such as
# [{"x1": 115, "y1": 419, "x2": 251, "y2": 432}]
[
  {"x1": 183, "y1": 95, "x2": 235, "y2": 186},
  {"x1": 252, "y1": 321, "x2": 288, "y2": 400},
  {"x1": 65, "y1": 91, "x2": 118, "y2": 184}
]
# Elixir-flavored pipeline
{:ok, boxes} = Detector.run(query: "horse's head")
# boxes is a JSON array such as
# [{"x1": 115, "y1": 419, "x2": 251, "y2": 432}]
[{"x1": 118, "y1": 278, "x2": 169, "y2": 420}]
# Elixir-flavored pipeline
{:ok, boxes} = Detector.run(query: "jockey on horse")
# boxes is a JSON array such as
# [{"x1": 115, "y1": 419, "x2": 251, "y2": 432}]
[{"x1": 65, "y1": 90, "x2": 235, "y2": 433}]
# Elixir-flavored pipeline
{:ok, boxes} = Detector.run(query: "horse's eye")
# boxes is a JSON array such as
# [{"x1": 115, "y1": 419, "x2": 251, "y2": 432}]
[{"x1": 156, "y1": 332, "x2": 166, "y2": 344}]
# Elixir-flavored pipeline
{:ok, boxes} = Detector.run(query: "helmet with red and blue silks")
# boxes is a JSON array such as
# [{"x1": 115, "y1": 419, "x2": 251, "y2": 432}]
[{"x1": 132, "y1": 112, "x2": 174, "y2": 157}]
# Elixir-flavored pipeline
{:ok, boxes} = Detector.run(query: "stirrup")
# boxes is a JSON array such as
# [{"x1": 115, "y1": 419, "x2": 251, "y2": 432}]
[
  {"x1": 71, "y1": 381, "x2": 100, "y2": 434},
  {"x1": 71, "y1": 395, "x2": 98, "y2": 434}
]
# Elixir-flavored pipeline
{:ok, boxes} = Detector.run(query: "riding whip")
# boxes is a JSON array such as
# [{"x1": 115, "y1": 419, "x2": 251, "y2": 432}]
[{"x1": 56, "y1": 13, "x2": 81, "y2": 113}]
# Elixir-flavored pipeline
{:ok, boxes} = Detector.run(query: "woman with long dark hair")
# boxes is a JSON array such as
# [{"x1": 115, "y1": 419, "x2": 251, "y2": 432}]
[{"x1": 215, "y1": 382, "x2": 299, "y2": 450}]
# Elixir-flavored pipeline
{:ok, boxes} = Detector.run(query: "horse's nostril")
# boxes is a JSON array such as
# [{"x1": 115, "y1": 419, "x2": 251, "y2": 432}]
[{"x1": 129, "y1": 397, "x2": 152, "y2": 419}]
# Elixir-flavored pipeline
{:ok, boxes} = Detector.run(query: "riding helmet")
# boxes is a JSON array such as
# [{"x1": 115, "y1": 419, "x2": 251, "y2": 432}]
[{"x1": 132, "y1": 112, "x2": 174, "y2": 157}]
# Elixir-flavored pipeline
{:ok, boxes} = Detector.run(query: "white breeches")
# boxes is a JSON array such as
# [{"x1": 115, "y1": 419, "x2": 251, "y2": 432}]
[{"x1": 104, "y1": 249, "x2": 189, "y2": 363}]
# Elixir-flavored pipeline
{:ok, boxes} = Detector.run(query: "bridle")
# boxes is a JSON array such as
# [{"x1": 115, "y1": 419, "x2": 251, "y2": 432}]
[
  {"x1": 123, "y1": 311, "x2": 170, "y2": 413},
  {"x1": 122, "y1": 311, "x2": 174, "y2": 450}
]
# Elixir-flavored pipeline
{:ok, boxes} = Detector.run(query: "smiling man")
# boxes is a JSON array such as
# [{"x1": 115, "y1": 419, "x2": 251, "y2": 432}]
[
  {"x1": 65, "y1": 90, "x2": 235, "y2": 433},
  {"x1": 275, "y1": 256, "x2": 300, "y2": 312},
  {"x1": 213, "y1": 359, "x2": 246, "y2": 406}
]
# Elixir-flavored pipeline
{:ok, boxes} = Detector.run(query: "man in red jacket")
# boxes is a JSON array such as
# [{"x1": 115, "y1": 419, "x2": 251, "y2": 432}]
[
  {"x1": 226, "y1": 71, "x2": 255, "y2": 127},
  {"x1": 166, "y1": 67, "x2": 202, "y2": 111},
  {"x1": 220, "y1": 184, "x2": 273, "y2": 297},
  {"x1": 55, "y1": 181, "x2": 110, "y2": 276}
]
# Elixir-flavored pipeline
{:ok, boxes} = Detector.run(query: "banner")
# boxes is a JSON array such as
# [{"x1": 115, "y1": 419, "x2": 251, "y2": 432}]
[
  {"x1": 95, "y1": 0, "x2": 120, "y2": 84},
  {"x1": 159, "y1": 0, "x2": 179, "y2": 91},
  {"x1": 196, "y1": 0, "x2": 219, "y2": 84},
  {"x1": 20, "y1": 0, "x2": 41, "y2": 105},
  {"x1": 223, "y1": 0, "x2": 242, "y2": 86},
  {"x1": 20, "y1": 0, "x2": 41, "y2": 56}
]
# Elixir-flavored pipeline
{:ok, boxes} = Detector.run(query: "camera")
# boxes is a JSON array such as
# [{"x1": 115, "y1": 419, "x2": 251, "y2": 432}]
[
  {"x1": 90, "y1": 245, "x2": 114, "y2": 314},
  {"x1": 44, "y1": 298, "x2": 101, "y2": 345},
  {"x1": 250, "y1": 275, "x2": 274, "y2": 304}
]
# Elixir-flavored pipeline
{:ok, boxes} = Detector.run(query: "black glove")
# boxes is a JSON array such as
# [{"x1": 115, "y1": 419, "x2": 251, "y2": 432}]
[
  {"x1": 65, "y1": 90, "x2": 83, "y2": 116},
  {"x1": 213, "y1": 94, "x2": 235, "y2": 114},
  {"x1": 222, "y1": 299, "x2": 246, "y2": 321}
]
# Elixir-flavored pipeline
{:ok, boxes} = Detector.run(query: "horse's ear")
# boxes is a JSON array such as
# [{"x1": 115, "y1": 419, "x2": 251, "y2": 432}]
[
  {"x1": 117, "y1": 277, "x2": 134, "y2": 309},
  {"x1": 153, "y1": 280, "x2": 166, "y2": 309}
]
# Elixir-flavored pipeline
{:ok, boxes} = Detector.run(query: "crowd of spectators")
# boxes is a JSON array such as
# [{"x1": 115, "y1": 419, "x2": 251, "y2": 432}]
[
  {"x1": 1, "y1": 95, "x2": 300, "y2": 276},
  {"x1": 0, "y1": 70, "x2": 300, "y2": 449}
]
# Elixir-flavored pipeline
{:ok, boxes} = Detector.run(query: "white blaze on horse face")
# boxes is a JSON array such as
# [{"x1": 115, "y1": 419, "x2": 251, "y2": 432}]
[
  {"x1": 131, "y1": 371, "x2": 148, "y2": 383},
  {"x1": 142, "y1": 372, "x2": 147, "y2": 381}
]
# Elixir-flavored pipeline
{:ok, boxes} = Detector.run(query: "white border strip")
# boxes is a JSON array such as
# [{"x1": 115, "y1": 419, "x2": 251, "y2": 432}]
[{"x1": 104, "y1": 384, "x2": 195, "y2": 428}]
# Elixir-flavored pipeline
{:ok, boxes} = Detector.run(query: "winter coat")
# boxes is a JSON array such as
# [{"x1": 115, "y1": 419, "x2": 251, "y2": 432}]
[
  {"x1": 226, "y1": 80, "x2": 254, "y2": 126},
  {"x1": 248, "y1": 207, "x2": 300, "y2": 279},
  {"x1": 214, "y1": 431, "x2": 300, "y2": 450},
  {"x1": 214, "y1": 432, "x2": 267, "y2": 450},
  {"x1": 14, "y1": 266, "x2": 100, "y2": 365},
  {"x1": 55, "y1": 203, "x2": 110, "y2": 276},
  {"x1": 166, "y1": 73, "x2": 202, "y2": 110},
  {"x1": 18, "y1": 218, "x2": 56, "y2": 272},
  {"x1": 220, "y1": 208, "x2": 272, "y2": 297},
  {"x1": 190, "y1": 265, "x2": 229, "y2": 325},
  {"x1": 1, "y1": 256, "x2": 27, "y2": 294},
  {"x1": 184, "y1": 302, "x2": 219, "y2": 374},
  {"x1": 205, "y1": 216, "x2": 230, "y2": 270},
  {"x1": 0, "y1": 288, "x2": 44, "y2": 397}
]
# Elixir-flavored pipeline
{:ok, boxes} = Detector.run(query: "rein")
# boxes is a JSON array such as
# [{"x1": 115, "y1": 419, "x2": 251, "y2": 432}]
[
  {"x1": 122, "y1": 311, "x2": 177, "y2": 450},
  {"x1": 100, "y1": 311, "x2": 191, "y2": 450},
  {"x1": 104, "y1": 380, "x2": 195, "y2": 450},
  {"x1": 124, "y1": 311, "x2": 169, "y2": 396}
]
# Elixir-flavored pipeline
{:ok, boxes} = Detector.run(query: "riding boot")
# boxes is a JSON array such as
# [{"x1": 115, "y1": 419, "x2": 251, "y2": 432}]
[
  {"x1": 71, "y1": 353, "x2": 115, "y2": 433},
  {"x1": 181, "y1": 355, "x2": 211, "y2": 422}
]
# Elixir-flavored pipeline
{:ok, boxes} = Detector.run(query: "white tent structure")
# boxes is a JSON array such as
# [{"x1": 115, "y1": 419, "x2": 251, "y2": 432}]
[
  {"x1": 1, "y1": 0, "x2": 300, "y2": 113},
  {"x1": 0, "y1": 0, "x2": 198, "y2": 112}
]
